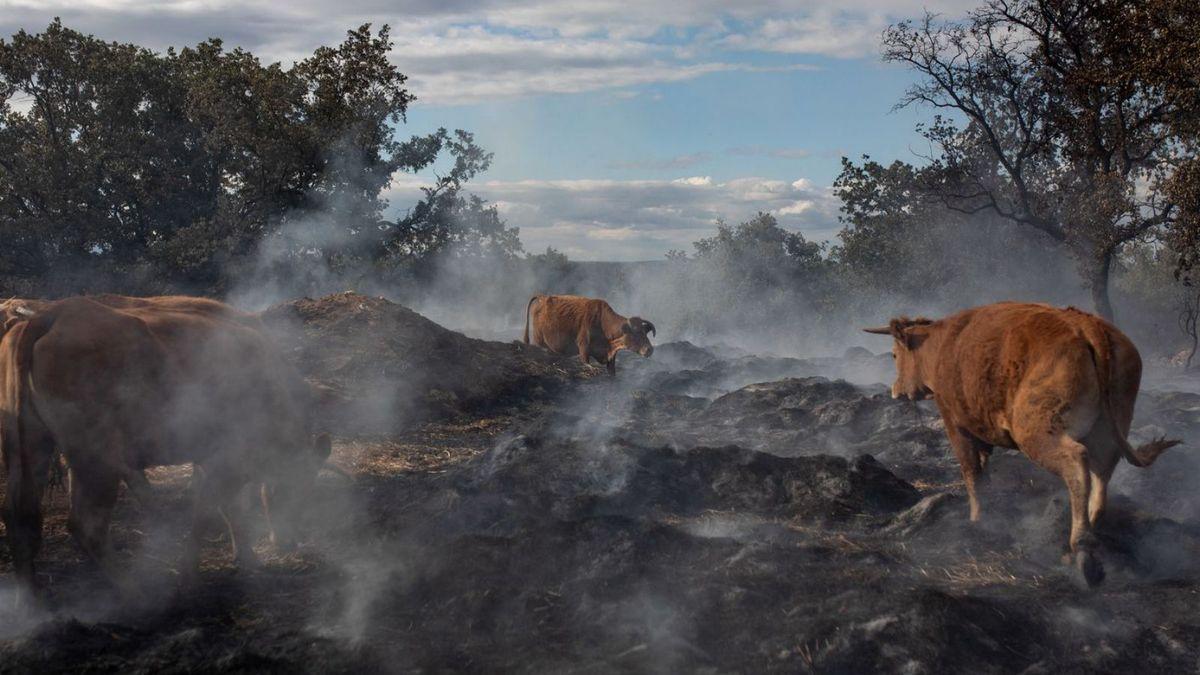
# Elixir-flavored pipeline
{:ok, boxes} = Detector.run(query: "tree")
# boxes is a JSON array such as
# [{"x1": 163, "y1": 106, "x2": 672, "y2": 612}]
[
  {"x1": 883, "y1": 0, "x2": 1193, "y2": 319},
  {"x1": 688, "y1": 212, "x2": 830, "y2": 316},
  {"x1": 831, "y1": 156, "x2": 950, "y2": 295},
  {"x1": 692, "y1": 212, "x2": 824, "y2": 270},
  {"x1": 377, "y1": 129, "x2": 521, "y2": 267},
  {"x1": 1133, "y1": 0, "x2": 1200, "y2": 282},
  {"x1": 832, "y1": 154, "x2": 1084, "y2": 308},
  {"x1": 0, "y1": 21, "x2": 510, "y2": 294}
]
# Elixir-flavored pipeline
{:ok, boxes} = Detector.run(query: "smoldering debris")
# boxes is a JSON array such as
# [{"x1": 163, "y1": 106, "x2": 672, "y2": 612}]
[{"x1": 3, "y1": 294, "x2": 1200, "y2": 673}]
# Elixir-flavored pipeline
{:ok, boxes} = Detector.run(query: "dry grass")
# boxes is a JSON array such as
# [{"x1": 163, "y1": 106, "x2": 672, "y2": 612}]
[
  {"x1": 333, "y1": 417, "x2": 509, "y2": 477},
  {"x1": 916, "y1": 551, "x2": 1043, "y2": 590},
  {"x1": 910, "y1": 478, "x2": 964, "y2": 492}
]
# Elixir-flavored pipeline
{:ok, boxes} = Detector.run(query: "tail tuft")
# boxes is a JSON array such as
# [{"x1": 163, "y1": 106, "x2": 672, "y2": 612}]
[{"x1": 1124, "y1": 436, "x2": 1183, "y2": 468}]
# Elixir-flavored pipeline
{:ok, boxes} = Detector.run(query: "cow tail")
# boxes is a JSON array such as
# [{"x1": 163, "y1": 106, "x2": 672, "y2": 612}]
[
  {"x1": 0, "y1": 317, "x2": 49, "y2": 495},
  {"x1": 523, "y1": 295, "x2": 538, "y2": 344},
  {"x1": 1083, "y1": 321, "x2": 1180, "y2": 468}
]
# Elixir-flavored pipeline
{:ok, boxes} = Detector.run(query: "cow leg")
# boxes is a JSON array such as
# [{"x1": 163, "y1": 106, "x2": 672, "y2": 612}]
[
  {"x1": 978, "y1": 447, "x2": 993, "y2": 471},
  {"x1": 577, "y1": 334, "x2": 592, "y2": 367},
  {"x1": 217, "y1": 486, "x2": 259, "y2": 571},
  {"x1": 945, "y1": 426, "x2": 988, "y2": 522},
  {"x1": 66, "y1": 462, "x2": 132, "y2": 595},
  {"x1": 1086, "y1": 464, "x2": 1113, "y2": 529},
  {"x1": 2, "y1": 434, "x2": 54, "y2": 607},
  {"x1": 1083, "y1": 426, "x2": 1122, "y2": 528},
  {"x1": 180, "y1": 464, "x2": 209, "y2": 586},
  {"x1": 260, "y1": 483, "x2": 280, "y2": 548},
  {"x1": 259, "y1": 482, "x2": 296, "y2": 552},
  {"x1": 183, "y1": 463, "x2": 256, "y2": 581},
  {"x1": 606, "y1": 358, "x2": 616, "y2": 376},
  {"x1": 1018, "y1": 431, "x2": 1102, "y2": 586},
  {"x1": 122, "y1": 468, "x2": 156, "y2": 507}
]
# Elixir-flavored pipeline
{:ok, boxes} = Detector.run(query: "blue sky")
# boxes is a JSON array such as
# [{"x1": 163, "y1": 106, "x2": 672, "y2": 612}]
[
  {"x1": 404, "y1": 56, "x2": 930, "y2": 185},
  {"x1": 2, "y1": 0, "x2": 977, "y2": 259}
]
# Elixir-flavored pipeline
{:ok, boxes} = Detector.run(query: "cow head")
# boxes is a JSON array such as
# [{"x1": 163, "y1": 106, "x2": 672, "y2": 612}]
[
  {"x1": 863, "y1": 317, "x2": 935, "y2": 400},
  {"x1": 613, "y1": 316, "x2": 656, "y2": 358}
]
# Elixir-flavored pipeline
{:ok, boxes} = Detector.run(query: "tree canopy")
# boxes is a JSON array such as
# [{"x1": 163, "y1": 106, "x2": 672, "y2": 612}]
[
  {"x1": 0, "y1": 20, "x2": 518, "y2": 295},
  {"x1": 882, "y1": 0, "x2": 1200, "y2": 319}
]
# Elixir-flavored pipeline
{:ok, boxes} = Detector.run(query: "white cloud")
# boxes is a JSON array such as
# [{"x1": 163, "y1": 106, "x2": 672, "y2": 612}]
[
  {"x1": 0, "y1": 0, "x2": 977, "y2": 106},
  {"x1": 385, "y1": 174, "x2": 841, "y2": 261},
  {"x1": 721, "y1": 12, "x2": 888, "y2": 59}
]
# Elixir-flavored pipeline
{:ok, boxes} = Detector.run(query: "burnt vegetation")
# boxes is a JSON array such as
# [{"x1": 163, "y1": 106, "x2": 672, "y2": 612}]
[{"x1": 3, "y1": 1, "x2": 1200, "y2": 673}]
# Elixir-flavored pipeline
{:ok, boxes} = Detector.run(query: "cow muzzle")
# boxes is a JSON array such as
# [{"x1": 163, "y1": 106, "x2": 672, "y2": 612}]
[{"x1": 640, "y1": 345, "x2": 654, "y2": 357}]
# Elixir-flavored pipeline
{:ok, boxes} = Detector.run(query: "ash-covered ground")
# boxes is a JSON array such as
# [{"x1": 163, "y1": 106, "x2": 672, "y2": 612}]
[{"x1": 2, "y1": 292, "x2": 1200, "y2": 673}]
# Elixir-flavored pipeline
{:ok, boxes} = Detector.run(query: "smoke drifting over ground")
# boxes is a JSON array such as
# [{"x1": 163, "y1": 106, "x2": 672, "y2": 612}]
[
  {"x1": 0, "y1": 153, "x2": 1195, "y2": 673},
  {"x1": 219, "y1": 200, "x2": 1182, "y2": 366},
  {"x1": 3, "y1": 292, "x2": 1199, "y2": 672}
]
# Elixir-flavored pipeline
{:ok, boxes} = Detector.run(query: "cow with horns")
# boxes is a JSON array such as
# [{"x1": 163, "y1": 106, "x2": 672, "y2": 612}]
[{"x1": 523, "y1": 294, "x2": 656, "y2": 374}]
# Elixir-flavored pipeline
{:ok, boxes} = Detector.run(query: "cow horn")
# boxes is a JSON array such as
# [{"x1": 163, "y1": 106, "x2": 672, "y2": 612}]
[
  {"x1": 14, "y1": 306, "x2": 35, "y2": 318},
  {"x1": 862, "y1": 326, "x2": 892, "y2": 335},
  {"x1": 644, "y1": 320, "x2": 656, "y2": 336}
]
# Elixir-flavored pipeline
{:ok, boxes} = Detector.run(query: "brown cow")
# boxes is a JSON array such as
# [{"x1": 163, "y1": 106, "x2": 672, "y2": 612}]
[
  {"x1": 0, "y1": 296, "x2": 329, "y2": 606},
  {"x1": 0, "y1": 294, "x2": 275, "y2": 505},
  {"x1": 523, "y1": 294, "x2": 655, "y2": 374},
  {"x1": 865, "y1": 302, "x2": 1180, "y2": 586}
]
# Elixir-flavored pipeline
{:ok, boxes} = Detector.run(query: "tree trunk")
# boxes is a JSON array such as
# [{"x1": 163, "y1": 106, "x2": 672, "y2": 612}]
[{"x1": 1090, "y1": 253, "x2": 1115, "y2": 322}]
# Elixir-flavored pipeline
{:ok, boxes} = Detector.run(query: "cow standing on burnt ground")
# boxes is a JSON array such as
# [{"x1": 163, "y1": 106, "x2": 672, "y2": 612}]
[
  {"x1": 1, "y1": 294, "x2": 276, "y2": 504},
  {"x1": 865, "y1": 302, "x2": 1181, "y2": 586},
  {"x1": 523, "y1": 294, "x2": 655, "y2": 375},
  {"x1": 0, "y1": 296, "x2": 331, "y2": 608}
]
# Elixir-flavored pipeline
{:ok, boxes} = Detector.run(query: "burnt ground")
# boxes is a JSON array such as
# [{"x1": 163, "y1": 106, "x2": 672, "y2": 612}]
[{"x1": 3, "y1": 294, "x2": 1200, "y2": 673}]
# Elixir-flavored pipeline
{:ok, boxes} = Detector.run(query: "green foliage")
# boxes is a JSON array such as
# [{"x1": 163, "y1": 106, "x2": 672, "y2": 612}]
[
  {"x1": 691, "y1": 212, "x2": 825, "y2": 275},
  {"x1": 527, "y1": 246, "x2": 569, "y2": 276},
  {"x1": 0, "y1": 20, "x2": 517, "y2": 294},
  {"x1": 656, "y1": 213, "x2": 835, "y2": 341},
  {"x1": 380, "y1": 131, "x2": 517, "y2": 266},
  {"x1": 830, "y1": 156, "x2": 948, "y2": 296}
]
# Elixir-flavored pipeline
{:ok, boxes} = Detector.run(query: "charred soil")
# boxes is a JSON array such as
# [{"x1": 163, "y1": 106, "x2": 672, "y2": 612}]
[{"x1": 2, "y1": 293, "x2": 1200, "y2": 673}]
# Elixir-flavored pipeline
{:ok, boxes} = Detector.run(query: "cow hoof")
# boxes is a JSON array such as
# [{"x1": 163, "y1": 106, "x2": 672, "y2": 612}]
[{"x1": 1074, "y1": 550, "x2": 1105, "y2": 588}]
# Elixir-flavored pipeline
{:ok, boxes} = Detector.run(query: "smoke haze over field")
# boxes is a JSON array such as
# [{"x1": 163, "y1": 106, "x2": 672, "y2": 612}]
[
  {"x1": 221, "y1": 199, "x2": 1180, "y2": 365},
  {"x1": 4, "y1": 3, "x2": 1200, "y2": 671}
]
